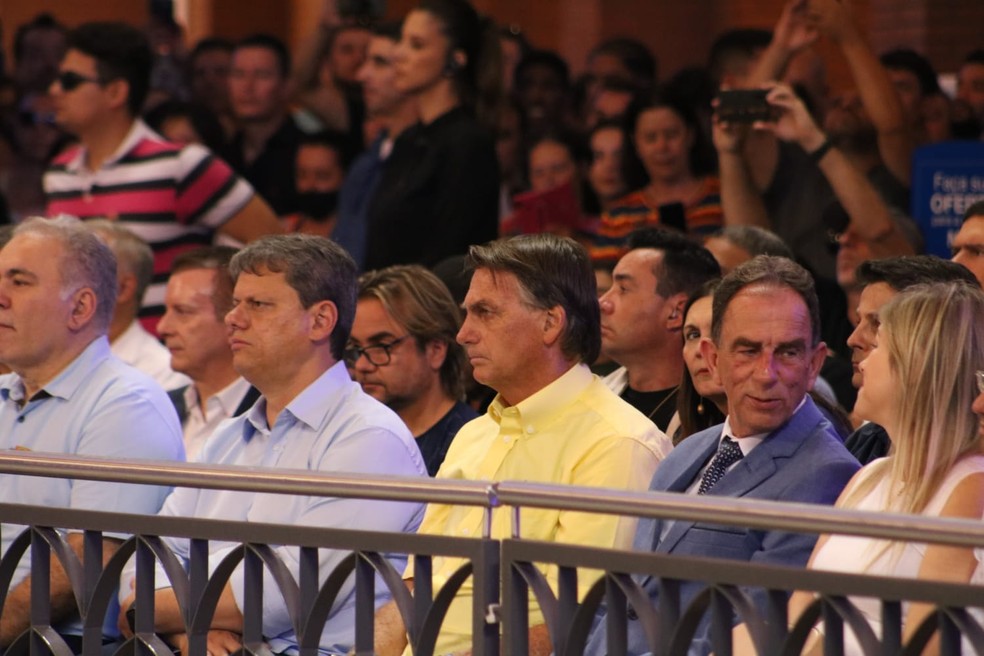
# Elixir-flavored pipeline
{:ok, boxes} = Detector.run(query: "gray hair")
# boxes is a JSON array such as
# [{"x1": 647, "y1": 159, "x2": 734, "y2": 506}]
[
  {"x1": 230, "y1": 234, "x2": 357, "y2": 360},
  {"x1": 14, "y1": 216, "x2": 117, "y2": 332},
  {"x1": 465, "y1": 234, "x2": 600, "y2": 364},
  {"x1": 712, "y1": 225, "x2": 794, "y2": 260},
  {"x1": 86, "y1": 219, "x2": 154, "y2": 305},
  {"x1": 711, "y1": 255, "x2": 820, "y2": 346}
]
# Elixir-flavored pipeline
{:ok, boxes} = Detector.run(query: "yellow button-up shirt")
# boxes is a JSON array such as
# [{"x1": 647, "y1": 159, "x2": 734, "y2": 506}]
[{"x1": 404, "y1": 363, "x2": 671, "y2": 654}]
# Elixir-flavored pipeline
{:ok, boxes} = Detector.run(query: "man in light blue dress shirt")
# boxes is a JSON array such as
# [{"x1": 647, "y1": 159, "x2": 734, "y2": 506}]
[
  {"x1": 120, "y1": 235, "x2": 428, "y2": 656},
  {"x1": 0, "y1": 216, "x2": 185, "y2": 648}
]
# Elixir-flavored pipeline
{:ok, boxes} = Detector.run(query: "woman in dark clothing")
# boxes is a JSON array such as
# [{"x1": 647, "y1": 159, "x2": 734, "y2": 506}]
[{"x1": 364, "y1": 0, "x2": 501, "y2": 270}]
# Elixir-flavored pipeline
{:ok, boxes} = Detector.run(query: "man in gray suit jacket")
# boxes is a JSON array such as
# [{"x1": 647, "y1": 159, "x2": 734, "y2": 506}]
[{"x1": 585, "y1": 255, "x2": 860, "y2": 656}]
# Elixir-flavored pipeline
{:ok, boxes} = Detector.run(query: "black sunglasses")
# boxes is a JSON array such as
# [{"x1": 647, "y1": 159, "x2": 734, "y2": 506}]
[{"x1": 56, "y1": 70, "x2": 102, "y2": 91}]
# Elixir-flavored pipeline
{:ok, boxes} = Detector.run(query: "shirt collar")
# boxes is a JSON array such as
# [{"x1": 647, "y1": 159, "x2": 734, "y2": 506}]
[
  {"x1": 0, "y1": 336, "x2": 112, "y2": 403},
  {"x1": 487, "y1": 363, "x2": 592, "y2": 431},
  {"x1": 721, "y1": 394, "x2": 809, "y2": 456},
  {"x1": 241, "y1": 360, "x2": 353, "y2": 439},
  {"x1": 64, "y1": 119, "x2": 155, "y2": 173},
  {"x1": 184, "y1": 376, "x2": 253, "y2": 415}
]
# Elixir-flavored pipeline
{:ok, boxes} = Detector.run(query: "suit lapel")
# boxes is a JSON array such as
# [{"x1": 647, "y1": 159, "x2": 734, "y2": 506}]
[
  {"x1": 693, "y1": 398, "x2": 826, "y2": 501},
  {"x1": 642, "y1": 431, "x2": 721, "y2": 554},
  {"x1": 659, "y1": 399, "x2": 827, "y2": 550}
]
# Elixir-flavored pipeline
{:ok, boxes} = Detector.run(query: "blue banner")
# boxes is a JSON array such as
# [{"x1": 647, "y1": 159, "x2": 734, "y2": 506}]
[{"x1": 911, "y1": 141, "x2": 984, "y2": 257}]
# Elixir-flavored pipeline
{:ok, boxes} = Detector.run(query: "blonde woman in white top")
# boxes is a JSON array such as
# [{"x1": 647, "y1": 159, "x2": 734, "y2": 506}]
[{"x1": 735, "y1": 281, "x2": 984, "y2": 655}]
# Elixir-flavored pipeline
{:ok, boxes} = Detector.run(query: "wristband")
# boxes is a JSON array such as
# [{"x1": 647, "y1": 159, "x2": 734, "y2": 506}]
[{"x1": 808, "y1": 137, "x2": 834, "y2": 163}]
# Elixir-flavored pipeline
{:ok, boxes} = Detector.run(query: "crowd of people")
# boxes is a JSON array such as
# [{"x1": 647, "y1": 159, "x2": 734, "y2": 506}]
[{"x1": 0, "y1": 0, "x2": 983, "y2": 654}]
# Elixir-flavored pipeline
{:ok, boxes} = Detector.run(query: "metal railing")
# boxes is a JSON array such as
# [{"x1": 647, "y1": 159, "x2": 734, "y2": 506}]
[{"x1": 1, "y1": 452, "x2": 983, "y2": 655}]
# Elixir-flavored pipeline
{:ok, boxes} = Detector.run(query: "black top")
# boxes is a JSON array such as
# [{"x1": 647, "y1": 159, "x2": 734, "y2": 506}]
[
  {"x1": 364, "y1": 106, "x2": 499, "y2": 270},
  {"x1": 223, "y1": 116, "x2": 305, "y2": 216},
  {"x1": 620, "y1": 385, "x2": 678, "y2": 435},
  {"x1": 415, "y1": 400, "x2": 478, "y2": 476},
  {"x1": 844, "y1": 421, "x2": 890, "y2": 465}
]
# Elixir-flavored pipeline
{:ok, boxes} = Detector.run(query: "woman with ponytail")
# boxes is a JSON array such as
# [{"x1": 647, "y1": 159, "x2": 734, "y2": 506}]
[{"x1": 363, "y1": 0, "x2": 501, "y2": 270}]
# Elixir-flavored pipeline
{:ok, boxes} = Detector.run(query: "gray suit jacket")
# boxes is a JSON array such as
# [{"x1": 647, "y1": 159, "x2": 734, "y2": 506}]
[{"x1": 585, "y1": 396, "x2": 860, "y2": 656}]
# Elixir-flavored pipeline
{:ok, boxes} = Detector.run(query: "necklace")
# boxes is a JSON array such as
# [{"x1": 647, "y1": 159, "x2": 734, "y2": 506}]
[{"x1": 645, "y1": 385, "x2": 680, "y2": 422}]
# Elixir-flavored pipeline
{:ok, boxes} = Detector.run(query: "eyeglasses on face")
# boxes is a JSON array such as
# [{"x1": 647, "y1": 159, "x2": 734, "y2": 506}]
[
  {"x1": 343, "y1": 335, "x2": 411, "y2": 368},
  {"x1": 56, "y1": 70, "x2": 102, "y2": 91}
]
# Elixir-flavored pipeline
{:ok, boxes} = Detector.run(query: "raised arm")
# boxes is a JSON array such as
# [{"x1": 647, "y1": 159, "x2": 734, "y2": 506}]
[
  {"x1": 809, "y1": 0, "x2": 914, "y2": 185},
  {"x1": 291, "y1": 0, "x2": 342, "y2": 94},
  {"x1": 742, "y1": 0, "x2": 820, "y2": 193},
  {"x1": 760, "y1": 83, "x2": 914, "y2": 258},
  {"x1": 713, "y1": 113, "x2": 771, "y2": 229},
  {"x1": 747, "y1": 0, "x2": 819, "y2": 87}
]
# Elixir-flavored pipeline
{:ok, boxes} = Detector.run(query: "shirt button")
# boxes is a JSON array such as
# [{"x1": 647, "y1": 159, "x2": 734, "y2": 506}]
[
  {"x1": 525, "y1": 425, "x2": 535, "y2": 434},
  {"x1": 502, "y1": 436, "x2": 511, "y2": 444},
  {"x1": 16, "y1": 416, "x2": 24, "y2": 423},
  {"x1": 461, "y1": 528, "x2": 470, "y2": 535}
]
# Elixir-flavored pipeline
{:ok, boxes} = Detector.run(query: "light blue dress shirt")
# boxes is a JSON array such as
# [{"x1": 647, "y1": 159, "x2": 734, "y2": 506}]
[
  {"x1": 0, "y1": 336, "x2": 185, "y2": 635},
  {"x1": 142, "y1": 361, "x2": 427, "y2": 655}
]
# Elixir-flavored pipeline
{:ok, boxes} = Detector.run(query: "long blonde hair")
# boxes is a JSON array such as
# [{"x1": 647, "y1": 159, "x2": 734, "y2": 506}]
[{"x1": 847, "y1": 282, "x2": 984, "y2": 515}]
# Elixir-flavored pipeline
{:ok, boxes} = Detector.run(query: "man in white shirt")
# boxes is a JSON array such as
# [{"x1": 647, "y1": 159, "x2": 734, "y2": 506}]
[
  {"x1": 88, "y1": 219, "x2": 189, "y2": 390},
  {"x1": 157, "y1": 246, "x2": 258, "y2": 460}
]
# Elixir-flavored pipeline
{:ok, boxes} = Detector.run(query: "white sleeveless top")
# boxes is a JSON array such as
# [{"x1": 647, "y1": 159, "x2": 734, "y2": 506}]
[{"x1": 809, "y1": 455, "x2": 984, "y2": 654}]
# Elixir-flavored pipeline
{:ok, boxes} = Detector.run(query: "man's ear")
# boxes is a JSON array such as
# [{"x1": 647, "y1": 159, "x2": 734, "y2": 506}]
[
  {"x1": 103, "y1": 78, "x2": 131, "y2": 112},
  {"x1": 808, "y1": 341, "x2": 828, "y2": 386},
  {"x1": 67, "y1": 287, "x2": 98, "y2": 331},
  {"x1": 308, "y1": 300, "x2": 338, "y2": 342},
  {"x1": 700, "y1": 337, "x2": 722, "y2": 388},
  {"x1": 424, "y1": 339, "x2": 449, "y2": 371},
  {"x1": 117, "y1": 273, "x2": 137, "y2": 304},
  {"x1": 666, "y1": 293, "x2": 687, "y2": 331},
  {"x1": 542, "y1": 305, "x2": 567, "y2": 347}
]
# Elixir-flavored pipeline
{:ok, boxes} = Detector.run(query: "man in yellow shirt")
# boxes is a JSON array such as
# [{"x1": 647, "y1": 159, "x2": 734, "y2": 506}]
[{"x1": 373, "y1": 234, "x2": 672, "y2": 656}]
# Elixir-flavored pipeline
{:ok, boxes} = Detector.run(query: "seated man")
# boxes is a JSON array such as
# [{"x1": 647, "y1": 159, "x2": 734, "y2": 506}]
[
  {"x1": 349, "y1": 264, "x2": 476, "y2": 476},
  {"x1": 373, "y1": 234, "x2": 672, "y2": 656},
  {"x1": 156, "y1": 246, "x2": 260, "y2": 460},
  {"x1": 599, "y1": 227, "x2": 720, "y2": 434},
  {"x1": 87, "y1": 220, "x2": 190, "y2": 390},
  {"x1": 0, "y1": 216, "x2": 184, "y2": 649},
  {"x1": 120, "y1": 235, "x2": 428, "y2": 655},
  {"x1": 844, "y1": 255, "x2": 979, "y2": 463},
  {"x1": 585, "y1": 255, "x2": 860, "y2": 656},
  {"x1": 951, "y1": 200, "x2": 984, "y2": 288}
]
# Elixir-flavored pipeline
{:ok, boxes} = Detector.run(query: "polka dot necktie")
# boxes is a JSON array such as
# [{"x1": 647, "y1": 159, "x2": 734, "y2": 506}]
[{"x1": 697, "y1": 436, "x2": 743, "y2": 495}]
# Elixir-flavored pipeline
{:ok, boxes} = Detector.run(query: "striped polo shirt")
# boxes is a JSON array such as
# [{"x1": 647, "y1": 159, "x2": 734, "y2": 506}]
[{"x1": 44, "y1": 120, "x2": 254, "y2": 332}]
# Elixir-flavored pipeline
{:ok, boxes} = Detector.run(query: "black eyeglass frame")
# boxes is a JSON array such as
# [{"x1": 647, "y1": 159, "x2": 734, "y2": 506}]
[{"x1": 343, "y1": 335, "x2": 412, "y2": 368}]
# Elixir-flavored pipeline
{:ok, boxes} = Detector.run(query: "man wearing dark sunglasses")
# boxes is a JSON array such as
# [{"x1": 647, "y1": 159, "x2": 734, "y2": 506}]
[{"x1": 43, "y1": 21, "x2": 283, "y2": 333}]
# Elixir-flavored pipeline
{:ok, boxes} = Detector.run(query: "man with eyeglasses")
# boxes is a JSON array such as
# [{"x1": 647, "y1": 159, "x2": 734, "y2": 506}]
[
  {"x1": 348, "y1": 265, "x2": 476, "y2": 475},
  {"x1": 44, "y1": 21, "x2": 282, "y2": 333}
]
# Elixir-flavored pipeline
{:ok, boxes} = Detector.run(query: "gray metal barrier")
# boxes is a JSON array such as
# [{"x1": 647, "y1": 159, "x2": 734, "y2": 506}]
[{"x1": 1, "y1": 452, "x2": 983, "y2": 655}]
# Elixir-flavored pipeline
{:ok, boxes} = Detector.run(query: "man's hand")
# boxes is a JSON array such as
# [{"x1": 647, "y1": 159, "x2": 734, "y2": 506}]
[
  {"x1": 168, "y1": 630, "x2": 243, "y2": 656},
  {"x1": 807, "y1": 0, "x2": 860, "y2": 44},
  {"x1": 712, "y1": 110, "x2": 752, "y2": 155},
  {"x1": 773, "y1": 0, "x2": 819, "y2": 53},
  {"x1": 759, "y1": 82, "x2": 827, "y2": 152}
]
